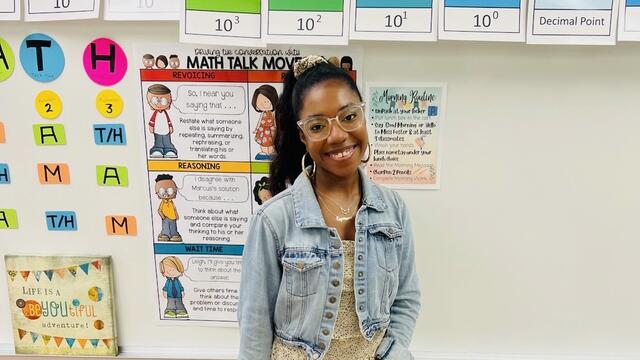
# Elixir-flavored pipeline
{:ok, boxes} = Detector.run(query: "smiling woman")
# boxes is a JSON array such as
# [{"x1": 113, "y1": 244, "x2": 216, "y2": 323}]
[{"x1": 238, "y1": 56, "x2": 421, "y2": 360}]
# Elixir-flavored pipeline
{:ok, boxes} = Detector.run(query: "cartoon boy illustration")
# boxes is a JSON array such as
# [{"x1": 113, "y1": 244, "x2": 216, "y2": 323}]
[
  {"x1": 155, "y1": 174, "x2": 182, "y2": 242},
  {"x1": 253, "y1": 177, "x2": 272, "y2": 205},
  {"x1": 169, "y1": 55, "x2": 180, "y2": 69},
  {"x1": 156, "y1": 55, "x2": 168, "y2": 69},
  {"x1": 143, "y1": 54, "x2": 154, "y2": 69},
  {"x1": 160, "y1": 256, "x2": 189, "y2": 319},
  {"x1": 147, "y1": 84, "x2": 178, "y2": 158},
  {"x1": 252, "y1": 84, "x2": 279, "y2": 160}
]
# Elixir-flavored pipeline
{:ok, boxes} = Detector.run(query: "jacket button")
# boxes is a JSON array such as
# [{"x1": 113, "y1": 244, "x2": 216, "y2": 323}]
[
  {"x1": 329, "y1": 230, "x2": 336, "y2": 237},
  {"x1": 296, "y1": 261, "x2": 305, "y2": 270},
  {"x1": 318, "y1": 342, "x2": 326, "y2": 350},
  {"x1": 358, "y1": 289, "x2": 364, "y2": 295},
  {"x1": 359, "y1": 304, "x2": 365, "y2": 311},
  {"x1": 332, "y1": 279, "x2": 340, "y2": 287},
  {"x1": 332, "y1": 261, "x2": 340, "y2": 270},
  {"x1": 358, "y1": 271, "x2": 363, "y2": 278},
  {"x1": 332, "y1": 242, "x2": 341, "y2": 249},
  {"x1": 322, "y1": 328, "x2": 330, "y2": 336},
  {"x1": 325, "y1": 312, "x2": 333, "y2": 319},
  {"x1": 328, "y1": 296, "x2": 336, "y2": 304},
  {"x1": 357, "y1": 254, "x2": 363, "y2": 261}
]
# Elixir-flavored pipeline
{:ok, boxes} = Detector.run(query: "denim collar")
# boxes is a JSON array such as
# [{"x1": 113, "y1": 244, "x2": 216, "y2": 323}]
[{"x1": 291, "y1": 166, "x2": 388, "y2": 229}]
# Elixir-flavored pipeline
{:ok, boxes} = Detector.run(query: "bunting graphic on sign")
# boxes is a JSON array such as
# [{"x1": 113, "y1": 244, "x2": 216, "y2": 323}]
[
  {"x1": 6, "y1": 260, "x2": 103, "y2": 282},
  {"x1": 67, "y1": 266, "x2": 78, "y2": 277},
  {"x1": 79, "y1": 263, "x2": 90, "y2": 275},
  {"x1": 16, "y1": 329, "x2": 114, "y2": 349}
]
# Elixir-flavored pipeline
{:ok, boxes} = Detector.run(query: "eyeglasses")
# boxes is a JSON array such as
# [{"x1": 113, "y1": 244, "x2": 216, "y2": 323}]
[
  {"x1": 297, "y1": 103, "x2": 366, "y2": 141},
  {"x1": 151, "y1": 96, "x2": 170, "y2": 106},
  {"x1": 157, "y1": 187, "x2": 175, "y2": 196}
]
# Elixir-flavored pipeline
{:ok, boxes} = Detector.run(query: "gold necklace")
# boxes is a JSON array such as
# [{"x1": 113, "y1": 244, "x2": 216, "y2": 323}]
[
  {"x1": 317, "y1": 196, "x2": 356, "y2": 223},
  {"x1": 314, "y1": 187, "x2": 360, "y2": 215}
]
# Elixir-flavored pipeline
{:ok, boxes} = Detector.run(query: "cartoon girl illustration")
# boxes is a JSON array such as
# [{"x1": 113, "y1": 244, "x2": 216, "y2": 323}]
[
  {"x1": 252, "y1": 176, "x2": 272, "y2": 205},
  {"x1": 160, "y1": 256, "x2": 188, "y2": 319},
  {"x1": 156, "y1": 55, "x2": 168, "y2": 69},
  {"x1": 252, "y1": 85, "x2": 279, "y2": 160}
]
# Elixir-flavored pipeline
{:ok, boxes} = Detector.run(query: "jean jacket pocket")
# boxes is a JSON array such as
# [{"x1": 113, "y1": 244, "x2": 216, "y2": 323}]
[
  {"x1": 282, "y1": 250, "x2": 324, "y2": 297},
  {"x1": 369, "y1": 225, "x2": 403, "y2": 271}
]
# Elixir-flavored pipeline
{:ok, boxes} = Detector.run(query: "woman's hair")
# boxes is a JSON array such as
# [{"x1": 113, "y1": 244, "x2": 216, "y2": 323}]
[
  {"x1": 251, "y1": 84, "x2": 279, "y2": 112},
  {"x1": 269, "y1": 61, "x2": 362, "y2": 195}
]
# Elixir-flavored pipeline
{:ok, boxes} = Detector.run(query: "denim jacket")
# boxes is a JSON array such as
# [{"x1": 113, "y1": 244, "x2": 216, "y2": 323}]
[{"x1": 238, "y1": 167, "x2": 421, "y2": 360}]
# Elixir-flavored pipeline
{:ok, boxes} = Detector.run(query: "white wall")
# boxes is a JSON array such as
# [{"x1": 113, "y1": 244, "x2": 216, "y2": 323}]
[{"x1": 1, "y1": 20, "x2": 640, "y2": 359}]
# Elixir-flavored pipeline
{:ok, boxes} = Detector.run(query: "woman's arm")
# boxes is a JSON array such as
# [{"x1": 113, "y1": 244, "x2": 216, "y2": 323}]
[
  {"x1": 238, "y1": 211, "x2": 282, "y2": 360},
  {"x1": 376, "y1": 199, "x2": 421, "y2": 360}
]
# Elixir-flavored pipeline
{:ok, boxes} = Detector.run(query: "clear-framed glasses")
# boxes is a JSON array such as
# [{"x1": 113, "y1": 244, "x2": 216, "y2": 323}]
[
  {"x1": 151, "y1": 96, "x2": 169, "y2": 106},
  {"x1": 157, "y1": 187, "x2": 175, "y2": 196},
  {"x1": 297, "y1": 103, "x2": 366, "y2": 141}
]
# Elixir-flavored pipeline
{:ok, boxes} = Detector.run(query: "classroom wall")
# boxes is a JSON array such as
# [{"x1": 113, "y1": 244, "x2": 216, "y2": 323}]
[{"x1": 2, "y1": 20, "x2": 640, "y2": 359}]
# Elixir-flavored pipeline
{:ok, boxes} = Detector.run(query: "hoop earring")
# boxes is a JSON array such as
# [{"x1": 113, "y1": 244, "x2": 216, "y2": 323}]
[
  {"x1": 301, "y1": 152, "x2": 316, "y2": 178},
  {"x1": 361, "y1": 143, "x2": 371, "y2": 163}
]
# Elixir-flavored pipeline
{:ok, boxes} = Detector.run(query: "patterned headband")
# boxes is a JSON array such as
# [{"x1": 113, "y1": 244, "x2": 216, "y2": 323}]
[{"x1": 293, "y1": 55, "x2": 328, "y2": 79}]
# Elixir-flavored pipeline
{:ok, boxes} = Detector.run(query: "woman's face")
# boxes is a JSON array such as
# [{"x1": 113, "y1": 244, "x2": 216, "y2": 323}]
[
  {"x1": 298, "y1": 79, "x2": 367, "y2": 180},
  {"x1": 256, "y1": 93, "x2": 273, "y2": 112}
]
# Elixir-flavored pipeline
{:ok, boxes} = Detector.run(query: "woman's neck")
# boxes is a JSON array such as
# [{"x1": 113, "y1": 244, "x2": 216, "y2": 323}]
[{"x1": 313, "y1": 168, "x2": 361, "y2": 199}]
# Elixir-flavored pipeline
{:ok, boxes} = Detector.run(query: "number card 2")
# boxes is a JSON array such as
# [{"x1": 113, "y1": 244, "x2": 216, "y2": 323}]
[
  {"x1": 263, "y1": 0, "x2": 351, "y2": 45},
  {"x1": 527, "y1": 0, "x2": 620, "y2": 45},
  {"x1": 24, "y1": 0, "x2": 99, "y2": 21},
  {"x1": 439, "y1": 0, "x2": 526, "y2": 41},
  {"x1": 104, "y1": 0, "x2": 179, "y2": 21},
  {"x1": 350, "y1": 0, "x2": 437, "y2": 41},
  {"x1": 618, "y1": 0, "x2": 640, "y2": 40},
  {"x1": 180, "y1": 0, "x2": 263, "y2": 47},
  {"x1": 0, "y1": 0, "x2": 20, "y2": 20}
]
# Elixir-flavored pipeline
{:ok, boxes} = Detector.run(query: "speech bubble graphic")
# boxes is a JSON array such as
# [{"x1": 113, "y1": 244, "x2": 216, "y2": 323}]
[
  {"x1": 178, "y1": 175, "x2": 249, "y2": 203},
  {"x1": 185, "y1": 257, "x2": 242, "y2": 282},
  {"x1": 172, "y1": 85, "x2": 246, "y2": 115}
]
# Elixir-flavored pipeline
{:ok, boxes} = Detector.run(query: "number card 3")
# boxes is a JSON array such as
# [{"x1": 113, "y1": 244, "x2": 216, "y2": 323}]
[
  {"x1": 439, "y1": 0, "x2": 526, "y2": 41},
  {"x1": 180, "y1": 0, "x2": 264, "y2": 47},
  {"x1": 24, "y1": 0, "x2": 99, "y2": 21},
  {"x1": 263, "y1": 0, "x2": 351, "y2": 45},
  {"x1": 350, "y1": 0, "x2": 437, "y2": 41}
]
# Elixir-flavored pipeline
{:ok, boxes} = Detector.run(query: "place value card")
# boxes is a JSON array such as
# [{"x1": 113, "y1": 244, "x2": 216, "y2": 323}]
[{"x1": 439, "y1": 0, "x2": 526, "y2": 41}]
